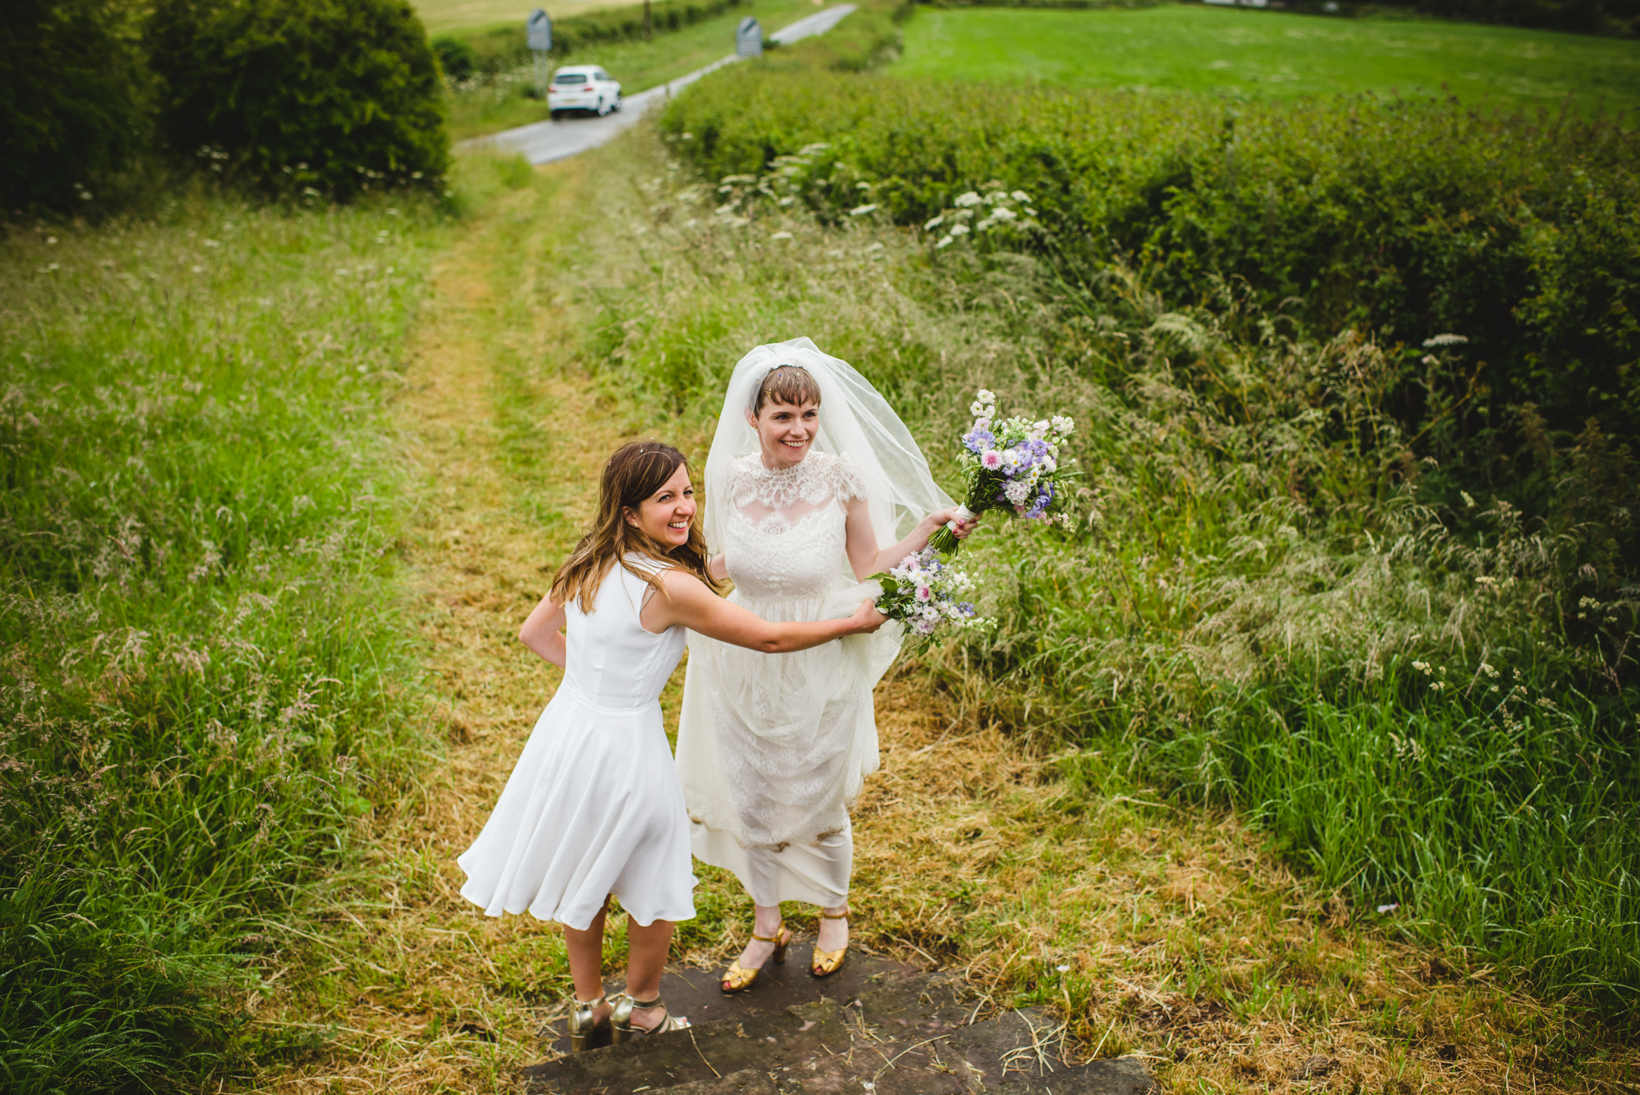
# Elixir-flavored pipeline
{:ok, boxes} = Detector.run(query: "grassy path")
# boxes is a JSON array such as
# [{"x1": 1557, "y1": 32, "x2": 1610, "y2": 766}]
[
  {"x1": 248, "y1": 160, "x2": 626, "y2": 1092},
  {"x1": 243, "y1": 139, "x2": 1632, "y2": 1094}
]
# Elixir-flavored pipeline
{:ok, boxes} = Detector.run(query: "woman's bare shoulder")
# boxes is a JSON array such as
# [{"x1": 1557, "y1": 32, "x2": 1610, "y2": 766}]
[{"x1": 656, "y1": 566, "x2": 708, "y2": 593}]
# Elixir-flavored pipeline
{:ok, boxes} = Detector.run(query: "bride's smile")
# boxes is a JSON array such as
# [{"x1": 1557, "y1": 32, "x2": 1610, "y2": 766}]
[{"x1": 750, "y1": 398, "x2": 820, "y2": 471}]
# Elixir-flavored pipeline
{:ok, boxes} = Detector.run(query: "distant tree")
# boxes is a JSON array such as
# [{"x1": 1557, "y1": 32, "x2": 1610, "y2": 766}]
[
  {"x1": 147, "y1": 0, "x2": 449, "y2": 199},
  {"x1": 1414, "y1": 0, "x2": 1639, "y2": 35},
  {"x1": 0, "y1": 0, "x2": 151, "y2": 210},
  {"x1": 432, "y1": 34, "x2": 478, "y2": 81}
]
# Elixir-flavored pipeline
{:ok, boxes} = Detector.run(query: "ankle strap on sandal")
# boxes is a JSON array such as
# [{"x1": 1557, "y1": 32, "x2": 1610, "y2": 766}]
[
  {"x1": 750, "y1": 919, "x2": 785, "y2": 942},
  {"x1": 625, "y1": 996, "x2": 663, "y2": 1009},
  {"x1": 819, "y1": 908, "x2": 850, "y2": 919}
]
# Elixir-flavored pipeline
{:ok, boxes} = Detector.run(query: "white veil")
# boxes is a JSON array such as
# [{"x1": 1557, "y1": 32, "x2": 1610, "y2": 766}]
[{"x1": 703, "y1": 337, "x2": 952, "y2": 555}]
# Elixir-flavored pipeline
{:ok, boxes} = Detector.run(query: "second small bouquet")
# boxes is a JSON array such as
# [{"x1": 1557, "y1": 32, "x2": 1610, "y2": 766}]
[
  {"x1": 872, "y1": 549, "x2": 985, "y2": 638},
  {"x1": 928, "y1": 389, "x2": 1077, "y2": 553}
]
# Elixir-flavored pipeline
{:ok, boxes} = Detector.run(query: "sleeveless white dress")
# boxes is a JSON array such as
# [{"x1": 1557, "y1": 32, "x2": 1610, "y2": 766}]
[
  {"x1": 457, "y1": 562, "x2": 696, "y2": 931},
  {"x1": 675, "y1": 452, "x2": 901, "y2": 907}
]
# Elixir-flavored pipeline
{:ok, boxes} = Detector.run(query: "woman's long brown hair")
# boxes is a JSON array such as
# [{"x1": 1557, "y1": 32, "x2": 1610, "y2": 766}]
[{"x1": 550, "y1": 440, "x2": 719, "y2": 612}]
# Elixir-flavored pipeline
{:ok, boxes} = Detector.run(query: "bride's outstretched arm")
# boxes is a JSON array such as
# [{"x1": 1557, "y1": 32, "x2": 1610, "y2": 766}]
[
  {"x1": 519, "y1": 594, "x2": 569, "y2": 668},
  {"x1": 644, "y1": 569, "x2": 886, "y2": 652},
  {"x1": 843, "y1": 499, "x2": 977, "y2": 579}
]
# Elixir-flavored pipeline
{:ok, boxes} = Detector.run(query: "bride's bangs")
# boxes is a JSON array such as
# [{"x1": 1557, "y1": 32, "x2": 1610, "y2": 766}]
[{"x1": 754, "y1": 365, "x2": 821, "y2": 415}]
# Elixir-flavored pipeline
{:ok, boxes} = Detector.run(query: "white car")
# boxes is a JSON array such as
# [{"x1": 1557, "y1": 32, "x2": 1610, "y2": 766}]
[{"x1": 548, "y1": 65, "x2": 622, "y2": 119}]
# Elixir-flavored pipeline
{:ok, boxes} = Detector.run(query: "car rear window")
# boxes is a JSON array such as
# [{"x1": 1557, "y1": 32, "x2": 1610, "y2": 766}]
[{"x1": 554, "y1": 73, "x2": 587, "y2": 84}]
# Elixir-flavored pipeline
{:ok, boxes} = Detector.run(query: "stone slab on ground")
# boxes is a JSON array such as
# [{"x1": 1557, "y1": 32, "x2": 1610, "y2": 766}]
[
  {"x1": 539, "y1": 947, "x2": 922, "y2": 1057},
  {"x1": 524, "y1": 955, "x2": 1156, "y2": 1095}
]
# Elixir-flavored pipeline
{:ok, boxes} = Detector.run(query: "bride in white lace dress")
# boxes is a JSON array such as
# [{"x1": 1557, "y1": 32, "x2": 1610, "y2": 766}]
[{"x1": 675, "y1": 338, "x2": 976, "y2": 993}]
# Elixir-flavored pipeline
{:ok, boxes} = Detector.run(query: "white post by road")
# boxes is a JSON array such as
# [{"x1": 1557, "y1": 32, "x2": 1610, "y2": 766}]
[{"x1": 527, "y1": 9, "x2": 552, "y2": 99}]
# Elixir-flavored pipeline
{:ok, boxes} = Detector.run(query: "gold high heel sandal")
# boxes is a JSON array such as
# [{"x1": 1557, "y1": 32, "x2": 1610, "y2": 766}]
[
  {"x1": 810, "y1": 907, "x2": 849, "y2": 978},
  {"x1": 610, "y1": 993, "x2": 690, "y2": 1043},
  {"x1": 567, "y1": 994, "x2": 608, "y2": 1053},
  {"x1": 719, "y1": 921, "x2": 791, "y2": 994}
]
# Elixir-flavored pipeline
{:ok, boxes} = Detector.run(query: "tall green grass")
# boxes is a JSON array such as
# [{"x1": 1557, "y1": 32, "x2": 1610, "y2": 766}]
[{"x1": 0, "y1": 193, "x2": 447, "y2": 1091}]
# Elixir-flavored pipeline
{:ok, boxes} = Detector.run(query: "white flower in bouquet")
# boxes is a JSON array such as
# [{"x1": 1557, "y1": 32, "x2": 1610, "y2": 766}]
[{"x1": 871, "y1": 549, "x2": 984, "y2": 639}]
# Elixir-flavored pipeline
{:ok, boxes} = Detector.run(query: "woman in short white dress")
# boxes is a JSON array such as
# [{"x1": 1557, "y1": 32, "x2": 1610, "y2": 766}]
[
  {"x1": 457, "y1": 440, "x2": 886, "y2": 1050},
  {"x1": 675, "y1": 339, "x2": 976, "y2": 993}
]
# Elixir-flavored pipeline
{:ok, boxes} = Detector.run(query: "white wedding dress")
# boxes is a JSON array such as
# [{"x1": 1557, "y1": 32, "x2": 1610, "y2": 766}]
[
  {"x1": 458, "y1": 562, "x2": 696, "y2": 930},
  {"x1": 675, "y1": 452, "x2": 900, "y2": 907}
]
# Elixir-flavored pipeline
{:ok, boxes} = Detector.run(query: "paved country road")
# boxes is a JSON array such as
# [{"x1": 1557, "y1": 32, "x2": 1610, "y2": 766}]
[{"x1": 463, "y1": 4, "x2": 858, "y2": 165}]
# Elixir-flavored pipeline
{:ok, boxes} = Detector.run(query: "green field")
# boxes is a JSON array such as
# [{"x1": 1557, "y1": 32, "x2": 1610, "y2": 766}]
[
  {"x1": 414, "y1": 0, "x2": 641, "y2": 36},
  {"x1": 894, "y1": 4, "x2": 1640, "y2": 115}
]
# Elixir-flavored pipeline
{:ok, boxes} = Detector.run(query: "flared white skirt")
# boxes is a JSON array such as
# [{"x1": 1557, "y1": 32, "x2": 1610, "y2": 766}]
[{"x1": 457, "y1": 684, "x2": 697, "y2": 931}]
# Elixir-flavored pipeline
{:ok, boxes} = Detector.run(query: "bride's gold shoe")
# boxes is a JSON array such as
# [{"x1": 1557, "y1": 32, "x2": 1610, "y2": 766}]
[
  {"x1": 810, "y1": 907, "x2": 849, "y2": 978},
  {"x1": 720, "y1": 921, "x2": 791, "y2": 994}
]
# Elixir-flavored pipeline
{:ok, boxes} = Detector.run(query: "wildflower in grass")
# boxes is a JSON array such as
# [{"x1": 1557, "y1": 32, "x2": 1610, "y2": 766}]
[
  {"x1": 929, "y1": 389, "x2": 1077, "y2": 553},
  {"x1": 849, "y1": 203, "x2": 877, "y2": 216},
  {"x1": 953, "y1": 191, "x2": 983, "y2": 207},
  {"x1": 872, "y1": 548, "x2": 984, "y2": 639}
]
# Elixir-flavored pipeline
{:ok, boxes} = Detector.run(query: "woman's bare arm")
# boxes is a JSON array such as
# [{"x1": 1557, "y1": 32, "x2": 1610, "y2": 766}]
[
  {"x1": 707, "y1": 553, "x2": 729, "y2": 582},
  {"x1": 642, "y1": 569, "x2": 884, "y2": 651},
  {"x1": 843, "y1": 499, "x2": 976, "y2": 580},
  {"x1": 519, "y1": 593, "x2": 569, "y2": 668}
]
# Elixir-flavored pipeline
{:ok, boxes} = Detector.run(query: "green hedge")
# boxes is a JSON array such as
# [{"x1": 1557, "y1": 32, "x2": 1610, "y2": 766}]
[
  {"x1": 148, "y1": 0, "x2": 448, "y2": 198},
  {"x1": 661, "y1": 75, "x2": 1640, "y2": 512},
  {"x1": 0, "y1": 0, "x2": 151, "y2": 210},
  {"x1": 1414, "y1": 0, "x2": 1639, "y2": 36}
]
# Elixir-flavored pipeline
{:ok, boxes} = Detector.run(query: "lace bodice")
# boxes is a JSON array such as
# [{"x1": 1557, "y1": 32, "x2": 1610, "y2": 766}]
[{"x1": 722, "y1": 452, "x2": 865, "y2": 600}]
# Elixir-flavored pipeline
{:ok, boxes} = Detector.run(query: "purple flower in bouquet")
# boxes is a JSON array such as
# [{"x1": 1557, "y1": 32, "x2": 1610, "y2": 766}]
[{"x1": 928, "y1": 391, "x2": 1077, "y2": 553}]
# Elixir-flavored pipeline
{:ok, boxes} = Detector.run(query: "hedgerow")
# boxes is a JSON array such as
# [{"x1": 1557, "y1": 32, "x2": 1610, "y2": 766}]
[{"x1": 660, "y1": 72, "x2": 1640, "y2": 522}]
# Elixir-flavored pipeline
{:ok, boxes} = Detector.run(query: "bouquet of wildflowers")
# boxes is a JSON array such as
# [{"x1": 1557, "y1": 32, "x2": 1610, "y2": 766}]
[
  {"x1": 927, "y1": 389, "x2": 1076, "y2": 554},
  {"x1": 872, "y1": 549, "x2": 983, "y2": 638}
]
